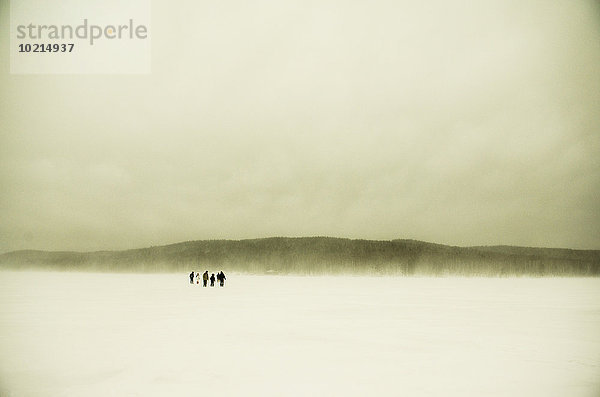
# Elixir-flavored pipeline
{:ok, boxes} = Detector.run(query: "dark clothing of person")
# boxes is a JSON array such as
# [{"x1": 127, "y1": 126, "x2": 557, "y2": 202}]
[
  {"x1": 210, "y1": 274, "x2": 215, "y2": 287},
  {"x1": 189, "y1": 272, "x2": 194, "y2": 284},
  {"x1": 218, "y1": 272, "x2": 226, "y2": 287},
  {"x1": 203, "y1": 271, "x2": 209, "y2": 287}
]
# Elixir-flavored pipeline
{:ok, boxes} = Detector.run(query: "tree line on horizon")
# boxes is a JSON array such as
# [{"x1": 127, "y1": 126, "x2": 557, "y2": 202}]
[{"x1": 0, "y1": 237, "x2": 599, "y2": 276}]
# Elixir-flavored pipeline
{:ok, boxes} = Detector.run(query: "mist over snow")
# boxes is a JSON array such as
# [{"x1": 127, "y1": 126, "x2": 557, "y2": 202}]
[{"x1": 0, "y1": 272, "x2": 599, "y2": 396}]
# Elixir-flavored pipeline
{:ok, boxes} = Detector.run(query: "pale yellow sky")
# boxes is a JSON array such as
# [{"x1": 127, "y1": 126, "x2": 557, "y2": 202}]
[{"x1": 1, "y1": 0, "x2": 599, "y2": 251}]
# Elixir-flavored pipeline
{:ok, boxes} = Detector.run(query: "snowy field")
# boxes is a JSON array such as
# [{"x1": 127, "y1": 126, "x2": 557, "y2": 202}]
[{"x1": 0, "y1": 272, "x2": 599, "y2": 397}]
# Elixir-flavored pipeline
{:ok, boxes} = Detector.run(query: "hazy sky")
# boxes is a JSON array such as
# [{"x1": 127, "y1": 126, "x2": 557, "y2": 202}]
[{"x1": 1, "y1": 0, "x2": 599, "y2": 252}]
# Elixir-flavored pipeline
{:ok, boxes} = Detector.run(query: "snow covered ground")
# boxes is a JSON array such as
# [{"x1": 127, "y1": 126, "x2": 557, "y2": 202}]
[{"x1": 0, "y1": 271, "x2": 599, "y2": 397}]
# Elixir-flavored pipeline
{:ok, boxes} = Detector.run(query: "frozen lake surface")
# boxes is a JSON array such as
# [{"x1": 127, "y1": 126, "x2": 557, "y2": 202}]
[{"x1": 0, "y1": 272, "x2": 599, "y2": 396}]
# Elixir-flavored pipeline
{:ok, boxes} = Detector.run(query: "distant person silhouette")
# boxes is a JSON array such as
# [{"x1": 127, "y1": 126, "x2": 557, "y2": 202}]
[
  {"x1": 196, "y1": 272, "x2": 200, "y2": 284},
  {"x1": 218, "y1": 271, "x2": 226, "y2": 287},
  {"x1": 203, "y1": 271, "x2": 209, "y2": 287},
  {"x1": 210, "y1": 273, "x2": 215, "y2": 287},
  {"x1": 189, "y1": 271, "x2": 194, "y2": 284}
]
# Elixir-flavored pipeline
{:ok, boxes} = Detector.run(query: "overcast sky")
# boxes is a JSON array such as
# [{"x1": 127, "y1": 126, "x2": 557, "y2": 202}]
[{"x1": 1, "y1": 0, "x2": 599, "y2": 252}]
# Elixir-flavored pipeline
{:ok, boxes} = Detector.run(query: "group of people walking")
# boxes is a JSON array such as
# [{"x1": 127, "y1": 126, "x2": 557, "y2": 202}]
[{"x1": 189, "y1": 270, "x2": 226, "y2": 287}]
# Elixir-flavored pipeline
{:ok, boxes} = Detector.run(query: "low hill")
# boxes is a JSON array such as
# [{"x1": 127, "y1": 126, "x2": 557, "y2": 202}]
[{"x1": 1, "y1": 237, "x2": 599, "y2": 276}]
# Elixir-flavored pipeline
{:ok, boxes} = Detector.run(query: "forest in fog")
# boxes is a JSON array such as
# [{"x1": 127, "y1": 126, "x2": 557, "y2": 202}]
[{"x1": 1, "y1": 237, "x2": 598, "y2": 276}]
